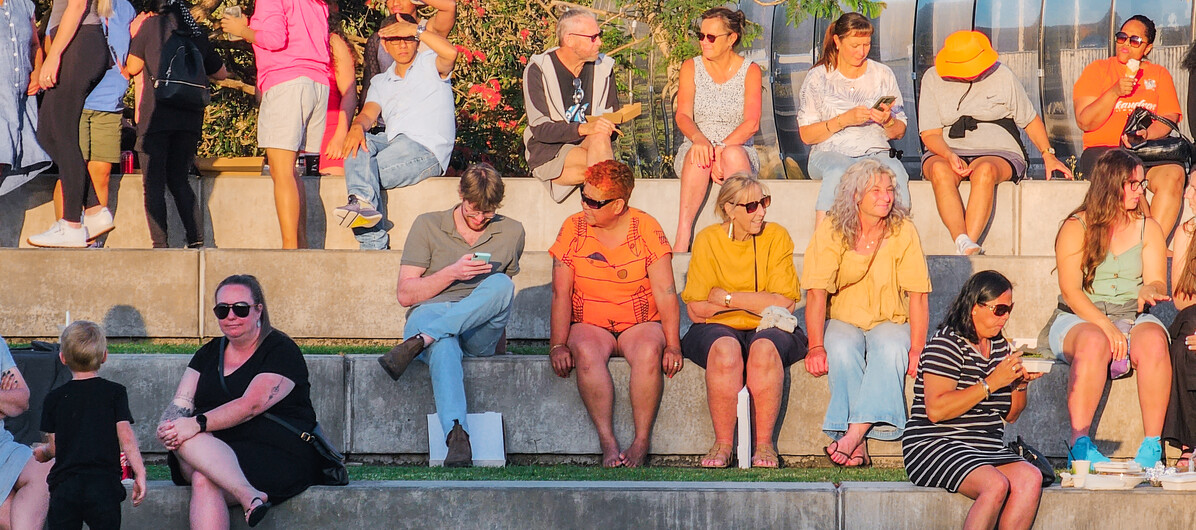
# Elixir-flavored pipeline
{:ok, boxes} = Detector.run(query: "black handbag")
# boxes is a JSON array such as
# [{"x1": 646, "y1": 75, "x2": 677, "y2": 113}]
[
  {"x1": 1007, "y1": 436, "x2": 1055, "y2": 487},
  {"x1": 1122, "y1": 107, "x2": 1192, "y2": 167},
  {"x1": 217, "y1": 338, "x2": 349, "y2": 486}
]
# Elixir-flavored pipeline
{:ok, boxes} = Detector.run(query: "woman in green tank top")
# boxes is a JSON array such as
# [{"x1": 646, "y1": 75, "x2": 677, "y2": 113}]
[{"x1": 1051, "y1": 148, "x2": 1171, "y2": 469}]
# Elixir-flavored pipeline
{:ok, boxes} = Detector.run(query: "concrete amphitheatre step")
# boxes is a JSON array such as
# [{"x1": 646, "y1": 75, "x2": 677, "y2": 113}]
[
  {"x1": 0, "y1": 173, "x2": 1091, "y2": 256},
  {"x1": 0, "y1": 250, "x2": 1085, "y2": 341},
  {"x1": 91, "y1": 353, "x2": 1165, "y2": 463},
  {"x1": 118, "y1": 481, "x2": 1194, "y2": 529}
]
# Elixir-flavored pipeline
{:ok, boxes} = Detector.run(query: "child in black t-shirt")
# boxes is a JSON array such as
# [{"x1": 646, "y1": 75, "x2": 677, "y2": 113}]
[{"x1": 33, "y1": 321, "x2": 145, "y2": 530}]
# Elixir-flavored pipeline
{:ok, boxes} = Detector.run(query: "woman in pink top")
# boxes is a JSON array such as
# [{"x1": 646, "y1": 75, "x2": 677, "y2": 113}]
[{"x1": 223, "y1": 0, "x2": 331, "y2": 249}]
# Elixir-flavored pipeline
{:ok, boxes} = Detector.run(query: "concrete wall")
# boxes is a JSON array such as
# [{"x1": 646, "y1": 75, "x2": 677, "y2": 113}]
[
  {"x1": 121, "y1": 481, "x2": 1194, "y2": 529},
  {"x1": 90, "y1": 353, "x2": 1150, "y2": 461},
  {"x1": 1, "y1": 175, "x2": 1099, "y2": 255},
  {"x1": 0, "y1": 250, "x2": 1088, "y2": 340}
]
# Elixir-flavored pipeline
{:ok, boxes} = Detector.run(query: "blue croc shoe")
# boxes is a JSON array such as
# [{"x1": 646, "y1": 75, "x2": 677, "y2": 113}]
[
  {"x1": 1134, "y1": 436, "x2": 1163, "y2": 469},
  {"x1": 1068, "y1": 436, "x2": 1111, "y2": 470}
]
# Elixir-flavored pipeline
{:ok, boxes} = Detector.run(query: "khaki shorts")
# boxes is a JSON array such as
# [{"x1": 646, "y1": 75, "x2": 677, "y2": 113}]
[
  {"x1": 257, "y1": 77, "x2": 329, "y2": 153},
  {"x1": 79, "y1": 109, "x2": 122, "y2": 164}
]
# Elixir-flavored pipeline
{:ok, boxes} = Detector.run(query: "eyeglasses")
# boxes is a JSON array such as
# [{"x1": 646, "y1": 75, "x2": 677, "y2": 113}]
[
  {"x1": 980, "y1": 302, "x2": 1014, "y2": 317},
  {"x1": 697, "y1": 32, "x2": 730, "y2": 43},
  {"x1": 735, "y1": 195, "x2": 771, "y2": 213},
  {"x1": 461, "y1": 203, "x2": 496, "y2": 221},
  {"x1": 1115, "y1": 32, "x2": 1147, "y2": 48},
  {"x1": 581, "y1": 190, "x2": 617, "y2": 210},
  {"x1": 213, "y1": 302, "x2": 254, "y2": 320},
  {"x1": 1128, "y1": 178, "x2": 1150, "y2": 192},
  {"x1": 570, "y1": 32, "x2": 601, "y2": 43},
  {"x1": 382, "y1": 35, "x2": 420, "y2": 43}
]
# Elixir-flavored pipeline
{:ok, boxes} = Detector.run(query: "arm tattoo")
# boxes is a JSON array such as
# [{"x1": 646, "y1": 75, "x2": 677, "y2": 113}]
[
  {"x1": 159, "y1": 397, "x2": 194, "y2": 424},
  {"x1": 268, "y1": 382, "x2": 282, "y2": 401},
  {"x1": 663, "y1": 285, "x2": 676, "y2": 295}
]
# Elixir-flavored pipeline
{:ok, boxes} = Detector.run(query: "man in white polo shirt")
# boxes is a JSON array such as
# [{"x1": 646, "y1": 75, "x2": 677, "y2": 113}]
[{"x1": 334, "y1": 14, "x2": 458, "y2": 249}]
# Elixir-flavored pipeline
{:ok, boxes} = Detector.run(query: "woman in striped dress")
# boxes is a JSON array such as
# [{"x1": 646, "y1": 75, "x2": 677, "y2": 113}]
[{"x1": 902, "y1": 270, "x2": 1044, "y2": 529}]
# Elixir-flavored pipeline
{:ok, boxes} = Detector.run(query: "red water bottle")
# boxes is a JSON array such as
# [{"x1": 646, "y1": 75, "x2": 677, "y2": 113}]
[
  {"x1": 121, "y1": 151, "x2": 135, "y2": 174},
  {"x1": 120, "y1": 452, "x2": 132, "y2": 481}
]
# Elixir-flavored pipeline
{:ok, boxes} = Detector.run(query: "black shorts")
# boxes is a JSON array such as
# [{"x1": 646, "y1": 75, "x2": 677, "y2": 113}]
[
  {"x1": 681, "y1": 323, "x2": 808, "y2": 368},
  {"x1": 1078, "y1": 146, "x2": 1187, "y2": 177},
  {"x1": 47, "y1": 474, "x2": 125, "y2": 530}
]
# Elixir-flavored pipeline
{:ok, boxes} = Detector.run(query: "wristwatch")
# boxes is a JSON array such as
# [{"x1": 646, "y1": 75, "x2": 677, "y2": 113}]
[
  {"x1": 1044, "y1": 147, "x2": 1056, "y2": 156},
  {"x1": 723, "y1": 293, "x2": 732, "y2": 307},
  {"x1": 416, "y1": 19, "x2": 428, "y2": 38},
  {"x1": 196, "y1": 413, "x2": 208, "y2": 433}
]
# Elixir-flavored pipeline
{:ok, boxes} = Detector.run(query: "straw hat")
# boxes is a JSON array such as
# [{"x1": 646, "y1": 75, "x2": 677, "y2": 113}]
[{"x1": 935, "y1": 31, "x2": 998, "y2": 79}]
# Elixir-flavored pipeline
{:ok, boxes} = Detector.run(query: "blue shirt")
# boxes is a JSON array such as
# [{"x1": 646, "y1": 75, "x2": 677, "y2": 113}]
[
  {"x1": 84, "y1": 0, "x2": 135, "y2": 112},
  {"x1": 364, "y1": 49, "x2": 456, "y2": 170}
]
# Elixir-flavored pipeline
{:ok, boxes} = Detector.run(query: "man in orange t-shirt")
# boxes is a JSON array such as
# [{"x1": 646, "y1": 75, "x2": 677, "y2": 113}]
[{"x1": 1073, "y1": 15, "x2": 1185, "y2": 236}]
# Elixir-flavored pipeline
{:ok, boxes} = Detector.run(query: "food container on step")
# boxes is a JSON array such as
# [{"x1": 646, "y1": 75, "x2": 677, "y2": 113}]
[
  {"x1": 1159, "y1": 472, "x2": 1196, "y2": 491},
  {"x1": 1021, "y1": 358, "x2": 1054, "y2": 374}
]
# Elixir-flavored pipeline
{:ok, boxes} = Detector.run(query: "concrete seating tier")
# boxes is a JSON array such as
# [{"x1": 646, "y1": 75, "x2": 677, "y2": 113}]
[
  {"x1": 0, "y1": 173, "x2": 1090, "y2": 255},
  {"x1": 101, "y1": 353, "x2": 1158, "y2": 462},
  {"x1": 0, "y1": 250, "x2": 1074, "y2": 340},
  {"x1": 119, "y1": 481, "x2": 1195, "y2": 529}
]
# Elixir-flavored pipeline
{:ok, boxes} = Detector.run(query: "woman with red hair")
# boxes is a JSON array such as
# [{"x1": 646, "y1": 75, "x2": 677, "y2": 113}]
[{"x1": 547, "y1": 160, "x2": 683, "y2": 467}]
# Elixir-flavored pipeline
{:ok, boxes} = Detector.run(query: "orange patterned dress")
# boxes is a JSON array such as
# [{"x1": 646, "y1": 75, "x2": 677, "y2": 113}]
[{"x1": 549, "y1": 208, "x2": 673, "y2": 333}]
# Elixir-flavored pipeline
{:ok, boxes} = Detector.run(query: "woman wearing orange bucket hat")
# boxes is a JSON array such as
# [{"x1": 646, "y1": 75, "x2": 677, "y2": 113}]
[{"x1": 919, "y1": 30, "x2": 1071, "y2": 256}]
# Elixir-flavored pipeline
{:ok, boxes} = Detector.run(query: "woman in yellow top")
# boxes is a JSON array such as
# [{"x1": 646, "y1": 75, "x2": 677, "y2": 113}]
[
  {"x1": 803, "y1": 159, "x2": 931, "y2": 467},
  {"x1": 681, "y1": 175, "x2": 806, "y2": 468}
]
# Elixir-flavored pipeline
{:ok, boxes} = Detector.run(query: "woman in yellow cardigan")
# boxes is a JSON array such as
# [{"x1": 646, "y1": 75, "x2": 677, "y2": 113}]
[{"x1": 681, "y1": 175, "x2": 807, "y2": 468}]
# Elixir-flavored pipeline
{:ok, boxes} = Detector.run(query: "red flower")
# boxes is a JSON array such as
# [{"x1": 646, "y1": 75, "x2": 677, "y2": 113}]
[
  {"x1": 519, "y1": 29, "x2": 530, "y2": 41},
  {"x1": 468, "y1": 84, "x2": 484, "y2": 95},
  {"x1": 474, "y1": 51, "x2": 487, "y2": 63},
  {"x1": 488, "y1": 79, "x2": 500, "y2": 91},
  {"x1": 518, "y1": 56, "x2": 527, "y2": 65},
  {"x1": 474, "y1": 6, "x2": 486, "y2": 17}
]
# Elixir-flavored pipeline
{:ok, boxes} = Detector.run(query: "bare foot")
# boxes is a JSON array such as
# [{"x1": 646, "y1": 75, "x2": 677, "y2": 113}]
[
  {"x1": 601, "y1": 440, "x2": 623, "y2": 468},
  {"x1": 620, "y1": 439, "x2": 650, "y2": 468},
  {"x1": 828, "y1": 433, "x2": 863, "y2": 466},
  {"x1": 846, "y1": 439, "x2": 871, "y2": 467}
]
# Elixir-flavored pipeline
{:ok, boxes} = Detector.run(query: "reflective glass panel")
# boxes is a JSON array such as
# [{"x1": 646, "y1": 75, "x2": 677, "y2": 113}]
[
  {"x1": 770, "y1": 8, "x2": 819, "y2": 178},
  {"x1": 1042, "y1": 0, "x2": 1112, "y2": 159}
]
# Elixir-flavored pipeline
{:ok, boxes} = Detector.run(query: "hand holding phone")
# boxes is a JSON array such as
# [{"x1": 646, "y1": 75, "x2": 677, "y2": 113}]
[
  {"x1": 472, "y1": 252, "x2": 491, "y2": 263},
  {"x1": 872, "y1": 96, "x2": 896, "y2": 110}
]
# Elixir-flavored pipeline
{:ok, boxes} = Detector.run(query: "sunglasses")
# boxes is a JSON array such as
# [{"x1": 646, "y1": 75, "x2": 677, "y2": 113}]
[
  {"x1": 697, "y1": 32, "x2": 730, "y2": 43},
  {"x1": 1128, "y1": 178, "x2": 1149, "y2": 192},
  {"x1": 382, "y1": 35, "x2": 420, "y2": 43},
  {"x1": 570, "y1": 32, "x2": 601, "y2": 43},
  {"x1": 213, "y1": 302, "x2": 254, "y2": 320},
  {"x1": 735, "y1": 195, "x2": 771, "y2": 213},
  {"x1": 980, "y1": 302, "x2": 1014, "y2": 317},
  {"x1": 1115, "y1": 32, "x2": 1146, "y2": 48},
  {"x1": 581, "y1": 190, "x2": 617, "y2": 210}
]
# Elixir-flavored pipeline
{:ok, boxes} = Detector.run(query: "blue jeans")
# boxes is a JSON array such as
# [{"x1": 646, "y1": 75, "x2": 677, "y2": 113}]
[
  {"x1": 822, "y1": 319, "x2": 911, "y2": 441},
  {"x1": 807, "y1": 150, "x2": 911, "y2": 212},
  {"x1": 405, "y1": 274, "x2": 515, "y2": 434},
  {"x1": 343, "y1": 132, "x2": 441, "y2": 249}
]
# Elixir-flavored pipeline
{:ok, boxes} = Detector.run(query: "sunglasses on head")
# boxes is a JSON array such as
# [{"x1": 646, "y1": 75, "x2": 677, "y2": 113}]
[
  {"x1": 213, "y1": 302, "x2": 253, "y2": 320},
  {"x1": 382, "y1": 35, "x2": 420, "y2": 43},
  {"x1": 736, "y1": 195, "x2": 771, "y2": 213},
  {"x1": 581, "y1": 190, "x2": 617, "y2": 210},
  {"x1": 980, "y1": 302, "x2": 1014, "y2": 317},
  {"x1": 570, "y1": 32, "x2": 601, "y2": 43},
  {"x1": 697, "y1": 32, "x2": 730, "y2": 43},
  {"x1": 1115, "y1": 32, "x2": 1146, "y2": 47}
]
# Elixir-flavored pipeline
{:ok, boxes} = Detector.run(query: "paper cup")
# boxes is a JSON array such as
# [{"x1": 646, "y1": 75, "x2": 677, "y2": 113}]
[{"x1": 1073, "y1": 459, "x2": 1091, "y2": 487}]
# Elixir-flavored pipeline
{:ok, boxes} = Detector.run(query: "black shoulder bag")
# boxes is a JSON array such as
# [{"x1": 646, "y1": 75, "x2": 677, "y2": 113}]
[
  {"x1": 1123, "y1": 106, "x2": 1192, "y2": 168},
  {"x1": 218, "y1": 338, "x2": 349, "y2": 486}
]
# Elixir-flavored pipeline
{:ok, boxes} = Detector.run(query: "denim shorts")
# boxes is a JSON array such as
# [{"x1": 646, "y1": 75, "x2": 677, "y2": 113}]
[{"x1": 1046, "y1": 311, "x2": 1166, "y2": 363}]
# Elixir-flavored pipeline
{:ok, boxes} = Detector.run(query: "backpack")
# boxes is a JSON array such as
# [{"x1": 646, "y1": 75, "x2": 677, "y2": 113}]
[{"x1": 154, "y1": 27, "x2": 210, "y2": 110}]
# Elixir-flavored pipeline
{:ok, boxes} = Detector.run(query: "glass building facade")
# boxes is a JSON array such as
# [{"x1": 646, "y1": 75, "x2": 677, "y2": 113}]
[{"x1": 745, "y1": 0, "x2": 1195, "y2": 179}]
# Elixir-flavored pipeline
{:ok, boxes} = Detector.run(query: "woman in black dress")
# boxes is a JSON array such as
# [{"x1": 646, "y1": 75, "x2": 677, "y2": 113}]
[
  {"x1": 157, "y1": 275, "x2": 322, "y2": 528},
  {"x1": 902, "y1": 271, "x2": 1043, "y2": 530}
]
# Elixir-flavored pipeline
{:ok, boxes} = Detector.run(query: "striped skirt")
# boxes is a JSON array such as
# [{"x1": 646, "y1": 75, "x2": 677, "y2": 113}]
[{"x1": 902, "y1": 436, "x2": 1025, "y2": 492}]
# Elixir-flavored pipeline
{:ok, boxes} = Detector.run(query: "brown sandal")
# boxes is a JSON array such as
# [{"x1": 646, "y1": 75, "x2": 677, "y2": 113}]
[
  {"x1": 700, "y1": 442, "x2": 733, "y2": 468},
  {"x1": 752, "y1": 445, "x2": 781, "y2": 468}
]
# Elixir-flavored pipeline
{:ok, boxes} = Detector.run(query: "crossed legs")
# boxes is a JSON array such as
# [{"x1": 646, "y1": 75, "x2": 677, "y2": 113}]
[
  {"x1": 569, "y1": 321, "x2": 665, "y2": 467},
  {"x1": 552, "y1": 134, "x2": 615, "y2": 191},
  {"x1": 173, "y1": 434, "x2": 267, "y2": 530}
]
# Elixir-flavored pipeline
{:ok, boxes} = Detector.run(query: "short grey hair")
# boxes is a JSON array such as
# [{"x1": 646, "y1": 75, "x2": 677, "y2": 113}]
[
  {"x1": 715, "y1": 173, "x2": 769, "y2": 222},
  {"x1": 557, "y1": 9, "x2": 598, "y2": 44},
  {"x1": 826, "y1": 159, "x2": 910, "y2": 247}
]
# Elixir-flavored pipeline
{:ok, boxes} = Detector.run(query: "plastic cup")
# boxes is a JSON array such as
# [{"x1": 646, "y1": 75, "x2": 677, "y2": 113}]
[{"x1": 1073, "y1": 459, "x2": 1091, "y2": 487}]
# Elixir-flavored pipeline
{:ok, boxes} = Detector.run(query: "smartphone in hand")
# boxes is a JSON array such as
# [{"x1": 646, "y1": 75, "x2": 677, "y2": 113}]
[
  {"x1": 872, "y1": 95, "x2": 896, "y2": 110},
  {"x1": 472, "y1": 252, "x2": 491, "y2": 263}
]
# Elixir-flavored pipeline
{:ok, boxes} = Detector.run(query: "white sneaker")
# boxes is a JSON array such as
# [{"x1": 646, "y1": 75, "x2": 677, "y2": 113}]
[
  {"x1": 955, "y1": 234, "x2": 984, "y2": 256},
  {"x1": 27, "y1": 220, "x2": 89, "y2": 248},
  {"x1": 82, "y1": 207, "x2": 115, "y2": 241}
]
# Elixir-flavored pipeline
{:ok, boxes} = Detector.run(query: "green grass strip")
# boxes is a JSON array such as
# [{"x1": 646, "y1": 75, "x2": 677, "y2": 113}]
[{"x1": 145, "y1": 464, "x2": 907, "y2": 483}]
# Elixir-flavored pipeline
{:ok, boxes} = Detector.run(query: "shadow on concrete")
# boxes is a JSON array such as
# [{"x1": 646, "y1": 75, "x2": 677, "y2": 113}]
[
  {"x1": 305, "y1": 175, "x2": 327, "y2": 249},
  {"x1": 0, "y1": 174, "x2": 54, "y2": 247},
  {"x1": 511, "y1": 283, "x2": 552, "y2": 339},
  {"x1": 103, "y1": 304, "x2": 148, "y2": 338}
]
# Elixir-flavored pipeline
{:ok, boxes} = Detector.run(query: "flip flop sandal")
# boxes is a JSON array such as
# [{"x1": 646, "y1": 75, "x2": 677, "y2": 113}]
[
  {"x1": 752, "y1": 445, "x2": 781, "y2": 469},
  {"x1": 700, "y1": 443, "x2": 734, "y2": 469},
  {"x1": 246, "y1": 497, "x2": 273, "y2": 528},
  {"x1": 823, "y1": 440, "x2": 851, "y2": 467}
]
